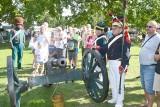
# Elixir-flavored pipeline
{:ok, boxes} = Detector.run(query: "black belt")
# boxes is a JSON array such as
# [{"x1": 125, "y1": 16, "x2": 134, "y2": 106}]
[
  {"x1": 142, "y1": 64, "x2": 157, "y2": 66},
  {"x1": 149, "y1": 64, "x2": 157, "y2": 66}
]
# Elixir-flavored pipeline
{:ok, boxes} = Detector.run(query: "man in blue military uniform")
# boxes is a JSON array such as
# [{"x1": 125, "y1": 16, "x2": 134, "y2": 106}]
[
  {"x1": 95, "y1": 19, "x2": 131, "y2": 107},
  {"x1": 94, "y1": 22, "x2": 108, "y2": 63},
  {"x1": 9, "y1": 17, "x2": 25, "y2": 69}
]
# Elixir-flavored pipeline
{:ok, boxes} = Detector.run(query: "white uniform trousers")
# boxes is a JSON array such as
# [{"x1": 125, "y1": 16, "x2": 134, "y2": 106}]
[{"x1": 109, "y1": 60, "x2": 126, "y2": 105}]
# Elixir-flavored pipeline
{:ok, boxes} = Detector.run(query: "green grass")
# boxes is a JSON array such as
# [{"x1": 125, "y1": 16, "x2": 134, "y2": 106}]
[{"x1": 0, "y1": 42, "x2": 157, "y2": 107}]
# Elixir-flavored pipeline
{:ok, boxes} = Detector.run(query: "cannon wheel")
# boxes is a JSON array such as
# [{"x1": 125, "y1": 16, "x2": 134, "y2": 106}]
[
  {"x1": 7, "y1": 56, "x2": 16, "y2": 107},
  {"x1": 7, "y1": 56, "x2": 21, "y2": 107},
  {"x1": 82, "y1": 49, "x2": 109, "y2": 103}
]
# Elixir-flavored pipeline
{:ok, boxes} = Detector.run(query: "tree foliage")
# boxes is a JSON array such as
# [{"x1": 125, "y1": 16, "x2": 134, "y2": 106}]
[
  {"x1": 0, "y1": 0, "x2": 160, "y2": 29},
  {"x1": 0, "y1": 0, "x2": 18, "y2": 24}
]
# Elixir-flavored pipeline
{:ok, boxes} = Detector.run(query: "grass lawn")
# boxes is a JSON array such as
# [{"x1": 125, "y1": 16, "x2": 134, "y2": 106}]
[{"x1": 0, "y1": 41, "x2": 157, "y2": 107}]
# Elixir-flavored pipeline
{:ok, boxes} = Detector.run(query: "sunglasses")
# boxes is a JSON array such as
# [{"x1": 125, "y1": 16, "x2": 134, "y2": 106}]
[
  {"x1": 157, "y1": 28, "x2": 160, "y2": 30},
  {"x1": 146, "y1": 26, "x2": 154, "y2": 28}
]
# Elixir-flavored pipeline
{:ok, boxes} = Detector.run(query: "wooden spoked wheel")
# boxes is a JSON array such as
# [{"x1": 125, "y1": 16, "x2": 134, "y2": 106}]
[{"x1": 82, "y1": 49, "x2": 109, "y2": 103}]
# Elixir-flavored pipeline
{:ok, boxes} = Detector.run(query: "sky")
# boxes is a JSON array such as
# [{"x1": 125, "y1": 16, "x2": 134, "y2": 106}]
[{"x1": 62, "y1": 7, "x2": 72, "y2": 17}]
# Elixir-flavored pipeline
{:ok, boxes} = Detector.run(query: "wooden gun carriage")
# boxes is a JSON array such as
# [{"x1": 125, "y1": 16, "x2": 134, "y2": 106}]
[{"x1": 7, "y1": 49, "x2": 109, "y2": 107}]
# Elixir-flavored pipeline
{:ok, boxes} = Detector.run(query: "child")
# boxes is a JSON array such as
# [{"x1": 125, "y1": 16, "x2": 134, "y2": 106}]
[
  {"x1": 33, "y1": 42, "x2": 46, "y2": 76},
  {"x1": 67, "y1": 34, "x2": 78, "y2": 69},
  {"x1": 48, "y1": 35, "x2": 56, "y2": 58},
  {"x1": 86, "y1": 30, "x2": 96, "y2": 49},
  {"x1": 28, "y1": 31, "x2": 38, "y2": 68}
]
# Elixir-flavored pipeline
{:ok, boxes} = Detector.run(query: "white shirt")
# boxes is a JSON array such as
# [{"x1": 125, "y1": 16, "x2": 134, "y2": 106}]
[
  {"x1": 35, "y1": 48, "x2": 46, "y2": 63},
  {"x1": 28, "y1": 37, "x2": 35, "y2": 48},
  {"x1": 139, "y1": 33, "x2": 160, "y2": 65},
  {"x1": 36, "y1": 34, "x2": 49, "y2": 54},
  {"x1": 45, "y1": 30, "x2": 51, "y2": 38},
  {"x1": 54, "y1": 31, "x2": 67, "y2": 49}
]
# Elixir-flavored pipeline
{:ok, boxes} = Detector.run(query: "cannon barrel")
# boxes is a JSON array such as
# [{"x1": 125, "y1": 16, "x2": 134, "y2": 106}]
[{"x1": 51, "y1": 58, "x2": 67, "y2": 68}]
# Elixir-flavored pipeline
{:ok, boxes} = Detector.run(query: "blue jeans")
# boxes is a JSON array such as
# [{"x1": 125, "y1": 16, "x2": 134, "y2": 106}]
[
  {"x1": 140, "y1": 64, "x2": 155, "y2": 94},
  {"x1": 75, "y1": 47, "x2": 78, "y2": 54}
]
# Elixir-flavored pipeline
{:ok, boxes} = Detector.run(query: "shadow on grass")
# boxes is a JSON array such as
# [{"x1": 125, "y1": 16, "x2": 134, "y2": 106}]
[
  {"x1": 1, "y1": 64, "x2": 144, "y2": 107},
  {"x1": 2, "y1": 77, "x2": 145, "y2": 107},
  {"x1": 20, "y1": 76, "x2": 143, "y2": 107},
  {"x1": 0, "y1": 82, "x2": 11, "y2": 107},
  {"x1": 131, "y1": 54, "x2": 139, "y2": 56},
  {"x1": 0, "y1": 42, "x2": 30, "y2": 51},
  {"x1": 125, "y1": 78, "x2": 140, "y2": 82},
  {"x1": 0, "y1": 42, "x2": 10, "y2": 50},
  {"x1": 124, "y1": 78, "x2": 144, "y2": 106},
  {"x1": 0, "y1": 92, "x2": 10, "y2": 107},
  {"x1": 0, "y1": 66, "x2": 34, "y2": 78},
  {"x1": 20, "y1": 82, "x2": 85, "y2": 107},
  {"x1": 125, "y1": 93, "x2": 144, "y2": 107},
  {"x1": 20, "y1": 81, "x2": 112, "y2": 107}
]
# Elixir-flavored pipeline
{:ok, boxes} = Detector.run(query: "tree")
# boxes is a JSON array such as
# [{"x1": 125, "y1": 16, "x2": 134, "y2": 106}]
[
  {"x1": 0, "y1": 0, "x2": 160, "y2": 29},
  {"x1": 0, "y1": 0, "x2": 18, "y2": 24},
  {"x1": 127, "y1": 0, "x2": 160, "y2": 28}
]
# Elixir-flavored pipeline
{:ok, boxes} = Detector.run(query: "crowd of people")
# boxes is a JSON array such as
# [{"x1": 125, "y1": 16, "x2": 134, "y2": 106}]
[
  {"x1": 28, "y1": 22, "x2": 108, "y2": 72},
  {"x1": 9, "y1": 16, "x2": 160, "y2": 107},
  {"x1": 13, "y1": 16, "x2": 129, "y2": 107}
]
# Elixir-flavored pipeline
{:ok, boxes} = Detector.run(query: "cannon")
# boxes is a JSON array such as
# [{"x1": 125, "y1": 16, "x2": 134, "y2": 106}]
[{"x1": 7, "y1": 49, "x2": 109, "y2": 107}]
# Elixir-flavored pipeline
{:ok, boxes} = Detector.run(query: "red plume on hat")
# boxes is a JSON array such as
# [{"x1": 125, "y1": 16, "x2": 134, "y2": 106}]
[
  {"x1": 13, "y1": 17, "x2": 24, "y2": 25},
  {"x1": 108, "y1": 12, "x2": 131, "y2": 44},
  {"x1": 108, "y1": 12, "x2": 117, "y2": 21}
]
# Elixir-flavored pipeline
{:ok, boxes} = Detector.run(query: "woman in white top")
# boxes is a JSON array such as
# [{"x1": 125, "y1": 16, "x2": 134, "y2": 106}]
[
  {"x1": 36, "y1": 25, "x2": 50, "y2": 62},
  {"x1": 32, "y1": 25, "x2": 50, "y2": 76},
  {"x1": 33, "y1": 42, "x2": 46, "y2": 76},
  {"x1": 54, "y1": 26, "x2": 67, "y2": 58},
  {"x1": 28, "y1": 31, "x2": 38, "y2": 68}
]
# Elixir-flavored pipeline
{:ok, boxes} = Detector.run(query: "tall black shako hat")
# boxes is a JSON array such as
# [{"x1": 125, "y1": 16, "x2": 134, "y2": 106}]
[
  {"x1": 95, "y1": 22, "x2": 108, "y2": 32},
  {"x1": 108, "y1": 13, "x2": 126, "y2": 27}
]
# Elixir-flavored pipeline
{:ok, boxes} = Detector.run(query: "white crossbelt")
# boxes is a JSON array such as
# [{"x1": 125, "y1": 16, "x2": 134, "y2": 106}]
[
  {"x1": 93, "y1": 35, "x2": 106, "y2": 45},
  {"x1": 10, "y1": 30, "x2": 21, "y2": 42},
  {"x1": 108, "y1": 34, "x2": 123, "y2": 49}
]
